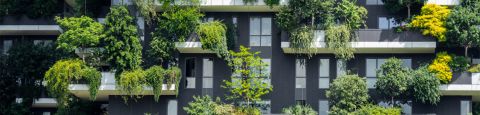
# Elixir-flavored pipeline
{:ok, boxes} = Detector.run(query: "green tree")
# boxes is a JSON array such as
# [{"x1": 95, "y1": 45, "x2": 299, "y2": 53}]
[
  {"x1": 410, "y1": 65, "x2": 441, "y2": 105},
  {"x1": 104, "y1": 6, "x2": 143, "y2": 75},
  {"x1": 223, "y1": 46, "x2": 273, "y2": 106},
  {"x1": 446, "y1": 2, "x2": 480, "y2": 57},
  {"x1": 410, "y1": 4, "x2": 450, "y2": 42},
  {"x1": 381, "y1": 0, "x2": 425, "y2": 18},
  {"x1": 282, "y1": 104, "x2": 318, "y2": 115},
  {"x1": 334, "y1": 0, "x2": 368, "y2": 30},
  {"x1": 375, "y1": 57, "x2": 411, "y2": 106},
  {"x1": 196, "y1": 21, "x2": 229, "y2": 59},
  {"x1": 183, "y1": 95, "x2": 218, "y2": 115},
  {"x1": 326, "y1": 74, "x2": 369, "y2": 114},
  {"x1": 55, "y1": 16, "x2": 104, "y2": 55},
  {"x1": 352, "y1": 104, "x2": 401, "y2": 115}
]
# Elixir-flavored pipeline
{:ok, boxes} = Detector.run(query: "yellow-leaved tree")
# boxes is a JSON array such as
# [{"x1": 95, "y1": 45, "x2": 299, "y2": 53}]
[
  {"x1": 428, "y1": 52, "x2": 453, "y2": 84},
  {"x1": 410, "y1": 4, "x2": 450, "y2": 42}
]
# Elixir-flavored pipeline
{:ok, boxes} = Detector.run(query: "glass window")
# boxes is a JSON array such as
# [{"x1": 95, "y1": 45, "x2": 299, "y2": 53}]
[
  {"x1": 203, "y1": 58, "x2": 213, "y2": 77},
  {"x1": 167, "y1": 100, "x2": 178, "y2": 115},
  {"x1": 34, "y1": 40, "x2": 52, "y2": 46},
  {"x1": 296, "y1": 78, "x2": 306, "y2": 88},
  {"x1": 401, "y1": 101, "x2": 412, "y2": 115},
  {"x1": 262, "y1": 59, "x2": 271, "y2": 77},
  {"x1": 366, "y1": 59, "x2": 377, "y2": 77},
  {"x1": 336, "y1": 60, "x2": 346, "y2": 77},
  {"x1": 233, "y1": 16, "x2": 238, "y2": 25},
  {"x1": 319, "y1": 100, "x2": 329, "y2": 115},
  {"x1": 295, "y1": 88, "x2": 306, "y2": 100},
  {"x1": 402, "y1": 59, "x2": 412, "y2": 68},
  {"x1": 250, "y1": 17, "x2": 272, "y2": 47},
  {"x1": 366, "y1": 0, "x2": 377, "y2": 5},
  {"x1": 379, "y1": 17, "x2": 389, "y2": 29},
  {"x1": 186, "y1": 58, "x2": 195, "y2": 77},
  {"x1": 296, "y1": 59, "x2": 306, "y2": 77},
  {"x1": 461, "y1": 100, "x2": 471, "y2": 115},
  {"x1": 202, "y1": 78, "x2": 213, "y2": 88},
  {"x1": 314, "y1": 30, "x2": 326, "y2": 42},
  {"x1": 186, "y1": 78, "x2": 195, "y2": 89},
  {"x1": 319, "y1": 59, "x2": 330, "y2": 77},
  {"x1": 367, "y1": 77, "x2": 377, "y2": 88},
  {"x1": 319, "y1": 78, "x2": 329, "y2": 89},
  {"x1": 3, "y1": 40, "x2": 12, "y2": 54},
  {"x1": 43, "y1": 112, "x2": 51, "y2": 115}
]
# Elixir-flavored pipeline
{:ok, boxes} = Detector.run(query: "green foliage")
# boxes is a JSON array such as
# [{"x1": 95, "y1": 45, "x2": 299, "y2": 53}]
[
  {"x1": 326, "y1": 74, "x2": 369, "y2": 114},
  {"x1": 73, "y1": 0, "x2": 107, "y2": 17},
  {"x1": 450, "y1": 55, "x2": 470, "y2": 72},
  {"x1": 276, "y1": 0, "x2": 335, "y2": 31},
  {"x1": 166, "y1": 66, "x2": 181, "y2": 95},
  {"x1": 104, "y1": 6, "x2": 143, "y2": 75},
  {"x1": 117, "y1": 69, "x2": 146, "y2": 102},
  {"x1": 149, "y1": 37, "x2": 175, "y2": 63},
  {"x1": 411, "y1": 65, "x2": 441, "y2": 105},
  {"x1": 428, "y1": 52, "x2": 453, "y2": 84},
  {"x1": 352, "y1": 104, "x2": 401, "y2": 115},
  {"x1": 381, "y1": 0, "x2": 425, "y2": 19},
  {"x1": 474, "y1": 102, "x2": 480, "y2": 115},
  {"x1": 223, "y1": 46, "x2": 273, "y2": 105},
  {"x1": 55, "y1": 96, "x2": 102, "y2": 115},
  {"x1": 133, "y1": 0, "x2": 157, "y2": 25},
  {"x1": 264, "y1": 0, "x2": 280, "y2": 8},
  {"x1": 446, "y1": 1, "x2": 480, "y2": 56},
  {"x1": 334, "y1": 0, "x2": 368, "y2": 30},
  {"x1": 0, "y1": 0, "x2": 61, "y2": 18},
  {"x1": 243, "y1": 0, "x2": 258, "y2": 4},
  {"x1": 326, "y1": 25, "x2": 355, "y2": 60},
  {"x1": 183, "y1": 95, "x2": 218, "y2": 115},
  {"x1": 410, "y1": 4, "x2": 450, "y2": 42},
  {"x1": 44, "y1": 59, "x2": 101, "y2": 107},
  {"x1": 376, "y1": 57, "x2": 411, "y2": 105},
  {"x1": 56, "y1": 16, "x2": 104, "y2": 52},
  {"x1": 282, "y1": 104, "x2": 318, "y2": 115},
  {"x1": 196, "y1": 21, "x2": 230, "y2": 59},
  {"x1": 290, "y1": 26, "x2": 316, "y2": 55},
  {"x1": 469, "y1": 64, "x2": 480, "y2": 73},
  {"x1": 145, "y1": 66, "x2": 165, "y2": 101}
]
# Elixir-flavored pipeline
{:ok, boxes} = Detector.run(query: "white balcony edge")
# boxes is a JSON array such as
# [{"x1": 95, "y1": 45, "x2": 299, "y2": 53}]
[
  {"x1": 426, "y1": 0, "x2": 460, "y2": 6},
  {"x1": 111, "y1": 0, "x2": 287, "y2": 12},
  {"x1": 175, "y1": 42, "x2": 215, "y2": 53},
  {"x1": 0, "y1": 25, "x2": 61, "y2": 35},
  {"x1": 16, "y1": 98, "x2": 58, "y2": 108},
  {"x1": 281, "y1": 41, "x2": 436, "y2": 54}
]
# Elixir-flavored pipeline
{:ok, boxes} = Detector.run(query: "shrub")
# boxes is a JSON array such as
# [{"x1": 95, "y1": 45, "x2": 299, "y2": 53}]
[
  {"x1": 282, "y1": 104, "x2": 318, "y2": 115},
  {"x1": 264, "y1": 0, "x2": 280, "y2": 8},
  {"x1": 411, "y1": 65, "x2": 441, "y2": 105},
  {"x1": 352, "y1": 104, "x2": 401, "y2": 115},
  {"x1": 326, "y1": 74, "x2": 369, "y2": 114},
  {"x1": 376, "y1": 57, "x2": 411, "y2": 105},
  {"x1": 145, "y1": 66, "x2": 165, "y2": 102},
  {"x1": 196, "y1": 21, "x2": 229, "y2": 59},
  {"x1": 117, "y1": 69, "x2": 146, "y2": 102},
  {"x1": 409, "y1": 4, "x2": 450, "y2": 42},
  {"x1": 450, "y1": 55, "x2": 470, "y2": 72},
  {"x1": 428, "y1": 52, "x2": 453, "y2": 84},
  {"x1": 183, "y1": 95, "x2": 218, "y2": 115},
  {"x1": 55, "y1": 16, "x2": 104, "y2": 52},
  {"x1": 468, "y1": 64, "x2": 480, "y2": 73}
]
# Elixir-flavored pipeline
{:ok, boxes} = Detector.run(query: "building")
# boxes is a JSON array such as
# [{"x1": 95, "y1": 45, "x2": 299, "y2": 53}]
[{"x1": 0, "y1": 0, "x2": 475, "y2": 115}]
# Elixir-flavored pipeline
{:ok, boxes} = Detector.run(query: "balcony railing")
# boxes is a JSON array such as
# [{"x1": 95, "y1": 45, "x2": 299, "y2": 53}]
[
  {"x1": 281, "y1": 29, "x2": 436, "y2": 54},
  {"x1": 111, "y1": 0, "x2": 288, "y2": 12},
  {"x1": 426, "y1": 0, "x2": 460, "y2": 6},
  {"x1": 440, "y1": 72, "x2": 480, "y2": 95},
  {"x1": 69, "y1": 72, "x2": 177, "y2": 101}
]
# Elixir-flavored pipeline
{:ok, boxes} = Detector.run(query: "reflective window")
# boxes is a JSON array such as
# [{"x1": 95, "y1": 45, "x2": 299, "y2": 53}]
[
  {"x1": 319, "y1": 59, "x2": 330, "y2": 89},
  {"x1": 366, "y1": 0, "x2": 384, "y2": 5},
  {"x1": 319, "y1": 100, "x2": 329, "y2": 115},
  {"x1": 186, "y1": 78, "x2": 195, "y2": 89},
  {"x1": 203, "y1": 58, "x2": 213, "y2": 77},
  {"x1": 186, "y1": 58, "x2": 195, "y2": 77},
  {"x1": 336, "y1": 60, "x2": 346, "y2": 77},
  {"x1": 249, "y1": 17, "x2": 271, "y2": 46},
  {"x1": 296, "y1": 59, "x2": 306, "y2": 77},
  {"x1": 167, "y1": 100, "x2": 177, "y2": 115},
  {"x1": 296, "y1": 78, "x2": 306, "y2": 88},
  {"x1": 3, "y1": 40, "x2": 12, "y2": 54},
  {"x1": 461, "y1": 100, "x2": 471, "y2": 115},
  {"x1": 379, "y1": 17, "x2": 400, "y2": 29}
]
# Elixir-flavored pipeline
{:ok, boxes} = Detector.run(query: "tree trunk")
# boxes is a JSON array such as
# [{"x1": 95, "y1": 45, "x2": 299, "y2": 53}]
[
  {"x1": 391, "y1": 97, "x2": 394, "y2": 107},
  {"x1": 465, "y1": 46, "x2": 469, "y2": 57},
  {"x1": 407, "y1": 4, "x2": 411, "y2": 19}
]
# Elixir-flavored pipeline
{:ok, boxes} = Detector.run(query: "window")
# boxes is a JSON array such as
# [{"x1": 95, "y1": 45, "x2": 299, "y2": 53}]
[
  {"x1": 336, "y1": 60, "x2": 346, "y2": 77},
  {"x1": 34, "y1": 40, "x2": 53, "y2": 46},
  {"x1": 42, "y1": 112, "x2": 51, "y2": 115},
  {"x1": 203, "y1": 17, "x2": 214, "y2": 22},
  {"x1": 167, "y1": 100, "x2": 178, "y2": 115},
  {"x1": 296, "y1": 59, "x2": 306, "y2": 100},
  {"x1": 319, "y1": 100, "x2": 329, "y2": 115},
  {"x1": 319, "y1": 59, "x2": 330, "y2": 89},
  {"x1": 378, "y1": 17, "x2": 401, "y2": 29},
  {"x1": 202, "y1": 58, "x2": 214, "y2": 96},
  {"x1": 461, "y1": 100, "x2": 471, "y2": 115},
  {"x1": 185, "y1": 58, "x2": 196, "y2": 89},
  {"x1": 366, "y1": 58, "x2": 411, "y2": 88},
  {"x1": 239, "y1": 100, "x2": 271, "y2": 114},
  {"x1": 249, "y1": 17, "x2": 272, "y2": 46},
  {"x1": 3, "y1": 40, "x2": 12, "y2": 54},
  {"x1": 262, "y1": 59, "x2": 272, "y2": 86},
  {"x1": 366, "y1": 0, "x2": 384, "y2": 5}
]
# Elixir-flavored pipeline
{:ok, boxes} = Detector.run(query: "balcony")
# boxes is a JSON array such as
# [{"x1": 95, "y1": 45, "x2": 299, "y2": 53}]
[
  {"x1": 426, "y1": 0, "x2": 460, "y2": 6},
  {"x1": 69, "y1": 72, "x2": 177, "y2": 101},
  {"x1": 281, "y1": 29, "x2": 436, "y2": 54},
  {"x1": 440, "y1": 72, "x2": 480, "y2": 96},
  {"x1": 0, "y1": 16, "x2": 61, "y2": 35},
  {"x1": 15, "y1": 98, "x2": 58, "y2": 108},
  {"x1": 111, "y1": 0, "x2": 288, "y2": 12},
  {"x1": 175, "y1": 42, "x2": 215, "y2": 53}
]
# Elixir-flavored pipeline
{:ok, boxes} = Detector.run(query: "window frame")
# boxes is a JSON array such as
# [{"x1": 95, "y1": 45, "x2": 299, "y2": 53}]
[{"x1": 249, "y1": 17, "x2": 272, "y2": 47}]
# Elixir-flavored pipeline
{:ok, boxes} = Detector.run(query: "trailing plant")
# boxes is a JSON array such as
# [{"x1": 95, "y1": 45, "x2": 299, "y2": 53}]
[
  {"x1": 428, "y1": 52, "x2": 453, "y2": 84},
  {"x1": 326, "y1": 24, "x2": 355, "y2": 60},
  {"x1": 149, "y1": 36, "x2": 175, "y2": 63},
  {"x1": 411, "y1": 65, "x2": 441, "y2": 105},
  {"x1": 117, "y1": 69, "x2": 146, "y2": 102},
  {"x1": 282, "y1": 104, "x2": 318, "y2": 115},
  {"x1": 264, "y1": 0, "x2": 280, "y2": 8},
  {"x1": 468, "y1": 64, "x2": 480, "y2": 73},
  {"x1": 376, "y1": 57, "x2": 412, "y2": 106},
  {"x1": 410, "y1": 4, "x2": 450, "y2": 42},
  {"x1": 446, "y1": 2, "x2": 480, "y2": 57},
  {"x1": 223, "y1": 46, "x2": 272, "y2": 106},
  {"x1": 450, "y1": 55, "x2": 470, "y2": 72},
  {"x1": 44, "y1": 59, "x2": 101, "y2": 107},
  {"x1": 145, "y1": 66, "x2": 165, "y2": 102},
  {"x1": 352, "y1": 104, "x2": 401, "y2": 115},
  {"x1": 196, "y1": 21, "x2": 230, "y2": 59},
  {"x1": 55, "y1": 16, "x2": 104, "y2": 53},
  {"x1": 133, "y1": 0, "x2": 157, "y2": 25},
  {"x1": 183, "y1": 95, "x2": 218, "y2": 115},
  {"x1": 290, "y1": 26, "x2": 316, "y2": 56},
  {"x1": 166, "y1": 66, "x2": 181, "y2": 96},
  {"x1": 104, "y1": 6, "x2": 143, "y2": 75},
  {"x1": 326, "y1": 74, "x2": 369, "y2": 114},
  {"x1": 242, "y1": 0, "x2": 257, "y2": 4}
]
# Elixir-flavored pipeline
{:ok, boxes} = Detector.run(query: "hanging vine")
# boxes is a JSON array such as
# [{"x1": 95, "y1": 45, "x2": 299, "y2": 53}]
[
  {"x1": 133, "y1": 0, "x2": 157, "y2": 25},
  {"x1": 117, "y1": 69, "x2": 146, "y2": 102},
  {"x1": 145, "y1": 66, "x2": 165, "y2": 102},
  {"x1": 290, "y1": 26, "x2": 316, "y2": 56},
  {"x1": 166, "y1": 66, "x2": 182, "y2": 96},
  {"x1": 196, "y1": 21, "x2": 230, "y2": 60},
  {"x1": 326, "y1": 24, "x2": 355, "y2": 60}
]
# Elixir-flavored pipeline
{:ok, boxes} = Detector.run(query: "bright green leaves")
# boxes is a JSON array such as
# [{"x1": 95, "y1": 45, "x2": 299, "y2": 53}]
[
  {"x1": 326, "y1": 25, "x2": 355, "y2": 60},
  {"x1": 118, "y1": 69, "x2": 147, "y2": 102},
  {"x1": 282, "y1": 104, "x2": 318, "y2": 115},
  {"x1": 197, "y1": 21, "x2": 229, "y2": 59},
  {"x1": 326, "y1": 74, "x2": 369, "y2": 114},
  {"x1": 375, "y1": 57, "x2": 411, "y2": 105},
  {"x1": 56, "y1": 16, "x2": 104, "y2": 52}
]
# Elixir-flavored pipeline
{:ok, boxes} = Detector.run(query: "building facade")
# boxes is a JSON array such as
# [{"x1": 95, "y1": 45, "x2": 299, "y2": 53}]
[{"x1": 0, "y1": 0, "x2": 475, "y2": 115}]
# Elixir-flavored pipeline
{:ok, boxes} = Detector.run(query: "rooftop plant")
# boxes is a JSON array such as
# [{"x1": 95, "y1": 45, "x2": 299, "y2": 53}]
[
  {"x1": 55, "y1": 16, "x2": 104, "y2": 53},
  {"x1": 326, "y1": 24, "x2": 355, "y2": 60},
  {"x1": 196, "y1": 21, "x2": 230, "y2": 60},
  {"x1": 410, "y1": 4, "x2": 450, "y2": 42}
]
